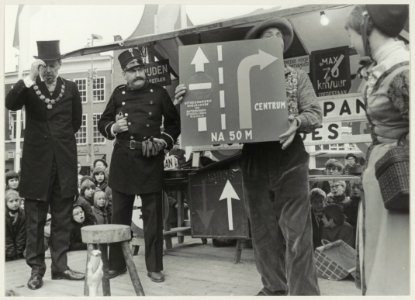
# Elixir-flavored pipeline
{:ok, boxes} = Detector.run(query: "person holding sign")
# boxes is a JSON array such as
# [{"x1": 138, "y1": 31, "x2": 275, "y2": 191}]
[
  {"x1": 345, "y1": 5, "x2": 409, "y2": 295},
  {"x1": 98, "y1": 49, "x2": 180, "y2": 283},
  {"x1": 175, "y1": 18, "x2": 322, "y2": 296}
]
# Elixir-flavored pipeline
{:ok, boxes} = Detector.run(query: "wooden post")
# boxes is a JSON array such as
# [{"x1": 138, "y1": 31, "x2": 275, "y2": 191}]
[
  {"x1": 176, "y1": 189, "x2": 184, "y2": 244},
  {"x1": 234, "y1": 239, "x2": 243, "y2": 264},
  {"x1": 121, "y1": 241, "x2": 145, "y2": 296}
]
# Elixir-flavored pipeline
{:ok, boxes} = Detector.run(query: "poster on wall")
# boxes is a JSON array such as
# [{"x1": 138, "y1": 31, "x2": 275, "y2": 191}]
[{"x1": 310, "y1": 46, "x2": 351, "y2": 97}]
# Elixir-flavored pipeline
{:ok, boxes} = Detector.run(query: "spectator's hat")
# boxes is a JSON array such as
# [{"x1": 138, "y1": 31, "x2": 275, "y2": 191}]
[
  {"x1": 34, "y1": 40, "x2": 62, "y2": 61},
  {"x1": 5, "y1": 170, "x2": 19, "y2": 185},
  {"x1": 325, "y1": 159, "x2": 344, "y2": 171},
  {"x1": 245, "y1": 17, "x2": 294, "y2": 52},
  {"x1": 366, "y1": 5, "x2": 408, "y2": 37},
  {"x1": 118, "y1": 48, "x2": 144, "y2": 71},
  {"x1": 92, "y1": 166, "x2": 106, "y2": 176},
  {"x1": 345, "y1": 153, "x2": 358, "y2": 160}
]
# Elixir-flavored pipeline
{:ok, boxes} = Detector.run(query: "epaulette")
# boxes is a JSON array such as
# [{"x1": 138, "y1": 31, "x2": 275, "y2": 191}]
[{"x1": 116, "y1": 84, "x2": 126, "y2": 90}]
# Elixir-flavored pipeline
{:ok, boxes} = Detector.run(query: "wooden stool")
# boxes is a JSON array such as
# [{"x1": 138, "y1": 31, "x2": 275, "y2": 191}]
[{"x1": 81, "y1": 224, "x2": 145, "y2": 296}]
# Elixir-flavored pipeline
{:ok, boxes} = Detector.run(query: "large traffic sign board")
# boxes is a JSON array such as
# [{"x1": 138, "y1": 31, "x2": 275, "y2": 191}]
[
  {"x1": 179, "y1": 38, "x2": 289, "y2": 146},
  {"x1": 188, "y1": 169, "x2": 249, "y2": 238}
]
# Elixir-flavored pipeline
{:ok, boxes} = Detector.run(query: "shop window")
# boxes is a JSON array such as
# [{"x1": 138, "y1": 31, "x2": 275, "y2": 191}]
[
  {"x1": 74, "y1": 78, "x2": 87, "y2": 103},
  {"x1": 93, "y1": 77, "x2": 105, "y2": 102},
  {"x1": 93, "y1": 113, "x2": 105, "y2": 144},
  {"x1": 76, "y1": 114, "x2": 87, "y2": 145}
]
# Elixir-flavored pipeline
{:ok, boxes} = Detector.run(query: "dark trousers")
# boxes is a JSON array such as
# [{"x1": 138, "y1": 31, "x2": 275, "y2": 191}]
[
  {"x1": 241, "y1": 138, "x2": 320, "y2": 295},
  {"x1": 24, "y1": 160, "x2": 73, "y2": 276},
  {"x1": 109, "y1": 189, "x2": 163, "y2": 272}
]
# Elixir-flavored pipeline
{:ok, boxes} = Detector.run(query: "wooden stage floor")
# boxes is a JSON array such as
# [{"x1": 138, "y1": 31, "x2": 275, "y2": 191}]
[{"x1": 4, "y1": 237, "x2": 361, "y2": 296}]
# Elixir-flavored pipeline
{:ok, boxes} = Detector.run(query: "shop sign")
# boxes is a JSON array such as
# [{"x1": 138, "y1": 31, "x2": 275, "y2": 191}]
[
  {"x1": 284, "y1": 55, "x2": 309, "y2": 73},
  {"x1": 144, "y1": 59, "x2": 171, "y2": 85},
  {"x1": 311, "y1": 46, "x2": 351, "y2": 97}
]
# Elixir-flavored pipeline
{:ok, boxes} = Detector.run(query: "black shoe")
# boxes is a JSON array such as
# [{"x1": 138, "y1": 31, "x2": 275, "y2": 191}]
[
  {"x1": 27, "y1": 274, "x2": 43, "y2": 290},
  {"x1": 147, "y1": 271, "x2": 165, "y2": 283},
  {"x1": 256, "y1": 288, "x2": 288, "y2": 296},
  {"x1": 108, "y1": 267, "x2": 127, "y2": 279},
  {"x1": 51, "y1": 269, "x2": 85, "y2": 280}
]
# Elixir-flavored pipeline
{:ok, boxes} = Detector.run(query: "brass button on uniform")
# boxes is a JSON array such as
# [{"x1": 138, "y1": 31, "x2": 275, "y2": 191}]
[
  {"x1": 150, "y1": 101, "x2": 153, "y2": 105},
  {"x1": 125, "y1": 113, "x2": 128, "y2": 116},
  {"x1": 128, "y1": 122, "x2": 131, "y2": 125},
  {"x1": 148, "y1": 112, "x2": 152, "y2": 116},
  {"x1": 122, "y1": 102, "x2": 126, "y2": 106},
  {"x1": 146, "y1": 124, "x2": 150, "y2": 127},
  {"x1": 130, "y1": 136, "x2": 134, "y2": 139},
  {"x1": 122, "y1": 91, "x2": 125, "y2": 95},
  {"x1": 150, "y1": 89, "x2": 153, "y2": 93}
]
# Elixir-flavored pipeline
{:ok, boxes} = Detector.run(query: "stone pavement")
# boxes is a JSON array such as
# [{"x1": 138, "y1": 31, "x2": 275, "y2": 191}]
[{"x1": 4, "y1": 237, "x2": 361, "y2": 296}]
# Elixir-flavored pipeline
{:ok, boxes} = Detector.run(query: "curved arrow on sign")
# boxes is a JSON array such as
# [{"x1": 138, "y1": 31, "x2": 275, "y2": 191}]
[
  {"x1": 219, "y1": 180, "x2": 240, "y2": 231},
  {"x1": 237, "y1": 49, "x2": 278, "y2": 129}
]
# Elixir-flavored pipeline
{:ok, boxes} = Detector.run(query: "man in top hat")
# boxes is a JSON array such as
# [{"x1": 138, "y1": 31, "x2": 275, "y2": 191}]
[
  {"x1": 98, "y1": 48, "x2": 180, "y2": 282},
  {"x1": 175, "y1": 18, "x2": 321, "y2": 295},
  {"x1": 6, "y1": 40, "x2": 84, "y2": 290}
]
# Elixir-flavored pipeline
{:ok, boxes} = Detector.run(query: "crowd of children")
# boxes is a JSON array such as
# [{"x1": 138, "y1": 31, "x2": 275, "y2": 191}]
[
  {"x1": 309, "y1": 154, "x2": 362, "y2": 249},
  {"x1": 5, "y1": 158, "x2": 114, "y2": 261}
]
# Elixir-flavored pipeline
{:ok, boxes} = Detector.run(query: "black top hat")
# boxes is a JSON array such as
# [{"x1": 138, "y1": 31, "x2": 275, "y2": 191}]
[
  {"x1": 245, "y1": 17, "x2": 294, "y2": 53},
  {"x1": 34, "y1": 40, "x2": 62, "y2": 60},
  {"x1": 118, "y1": 48, "x2": 144, "y2": 71},
  {"x1": 366, "y1": 5, "x2": 408, "y2": 37}
]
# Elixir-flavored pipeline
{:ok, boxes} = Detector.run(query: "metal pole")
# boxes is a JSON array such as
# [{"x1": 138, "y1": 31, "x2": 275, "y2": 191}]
[{"x1": 88, "y1": 36, "x2": 95, "y2": 167}]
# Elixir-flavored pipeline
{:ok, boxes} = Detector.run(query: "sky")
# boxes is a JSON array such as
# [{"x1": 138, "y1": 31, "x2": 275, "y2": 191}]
[{"x1": 3, "y1": 3, "x2": 283, "y2": 73}]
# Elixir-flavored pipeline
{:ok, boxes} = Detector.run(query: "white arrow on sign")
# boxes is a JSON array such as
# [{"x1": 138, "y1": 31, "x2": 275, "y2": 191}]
[
  {"x1": 191, "y1": 47, "x2": 209, "y2": 73},
  {"x1": 219, "y1": 180, "x2": 240, "y2": 231},
  {"x1": 237, "y1": 49, "x2": 278, "y2": 129}
]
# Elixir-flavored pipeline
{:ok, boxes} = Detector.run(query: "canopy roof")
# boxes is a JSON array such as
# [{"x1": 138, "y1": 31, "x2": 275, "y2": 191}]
[{"x1": 62, "y1": 4, "x2": 409, "y2": 74}]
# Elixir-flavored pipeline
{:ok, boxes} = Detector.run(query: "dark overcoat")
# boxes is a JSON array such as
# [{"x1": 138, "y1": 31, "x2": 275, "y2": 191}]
[
  {"x1": 98, "y1": 82, "x2": 180, "y2": 194},
  {"x1": 6, "y1": 76, "x2": 82, "y2": 201}
]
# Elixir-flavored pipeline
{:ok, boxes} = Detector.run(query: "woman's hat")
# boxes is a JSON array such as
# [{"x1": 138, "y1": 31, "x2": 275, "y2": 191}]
[
  {"x1": 366, "y1": 5, "x2": 408, "y2": 37},
  {"x1": 34, "y1": 40, "x2": 62, "y2": 60},
  {"x1": 245, "y1": 17, "x2": 294, "y2": 53}
]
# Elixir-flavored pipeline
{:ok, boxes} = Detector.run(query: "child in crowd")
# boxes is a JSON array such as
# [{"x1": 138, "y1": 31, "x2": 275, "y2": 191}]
[
  {"x1": 5, "y1": 189, "x2": 26, "y2": 261},
  {"x1": 5, "y1": 171, "x2": 20, "y2": 190},
  {"x1": 326, "y1": 180, "x2": 351, "y2": 208},
  {"x1": 92, "y1": 190, "x2": 111, "y2": 225},
  {"x1": 80, "y1": 178, "x2": 96, "y2": 207},
  {"x1": 74, "y1": 178, "x2": 97, "y2": 225},
  {"x1": 321, "y1": 204, "x2": 354, "y2": 248},
  {"x1": 92, "y1": 166, "x2": 112, "y2": 215},
  {"x1": 70, "y1": 205, "x2": 95, "y2": 251},
  {"x1": 309, "y1": 188, "x2": 326, "y2": 249}
]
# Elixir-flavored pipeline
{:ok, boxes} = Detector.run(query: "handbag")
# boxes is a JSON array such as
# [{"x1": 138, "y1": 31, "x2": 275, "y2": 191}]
[
  {"x1": 363, "y1": 61, "x2": 410, "y2": 212},
  {"x1": 375, "y1": 138, "x2": 409, "y2": 212}
]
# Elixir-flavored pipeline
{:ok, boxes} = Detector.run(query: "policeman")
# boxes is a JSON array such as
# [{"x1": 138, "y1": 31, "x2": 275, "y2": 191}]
[{"x1": 98, "y1": 48, "x2": 180, "y2": 283}]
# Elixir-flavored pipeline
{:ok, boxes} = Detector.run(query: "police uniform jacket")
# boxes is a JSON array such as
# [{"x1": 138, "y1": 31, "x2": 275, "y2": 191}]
[
  {"x1": 5, "y1": 76, "x2": 82, "y2": 201},
  {"x1": 98, "y1": 82, "x2": 180, "y2": 194}
]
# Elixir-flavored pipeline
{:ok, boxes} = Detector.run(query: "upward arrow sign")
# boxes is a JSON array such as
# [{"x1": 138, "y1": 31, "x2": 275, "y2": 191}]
[
  {"x1": 219, "y1": 180, "x2": 240, "y2": 231},
  {"x1": 191, "y1": 47, "x2": 209, "y2": 72},
  {"x1": 237, "y1": 49, "x2": 278, "y2": 129}
]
